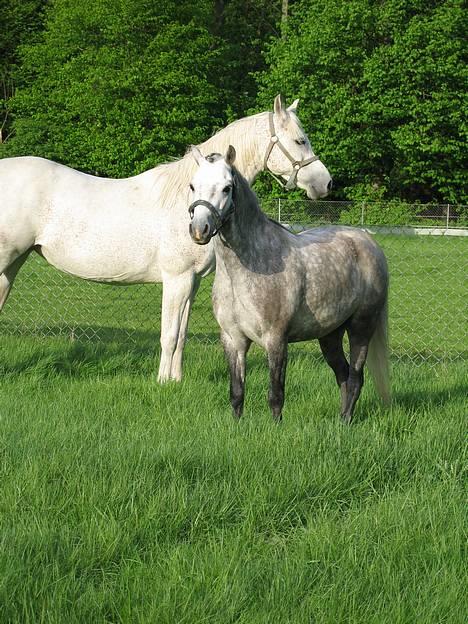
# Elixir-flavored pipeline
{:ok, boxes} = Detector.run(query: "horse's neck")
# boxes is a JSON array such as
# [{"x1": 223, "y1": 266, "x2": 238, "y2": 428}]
[
  {"x1": 215, "y1": 211, "x2": 289, "y2": 281},
  {"x1": 199, "y1": 113, "x2": 268, "y2": 184},
  {"x1": 151, "y1": 112, "x2": 269, "y2": 207},
  {"x1": 216, "y1": 185, "x2": 280, "y2": 266}
]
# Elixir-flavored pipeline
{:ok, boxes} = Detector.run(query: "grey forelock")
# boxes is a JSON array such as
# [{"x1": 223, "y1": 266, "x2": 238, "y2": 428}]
[{"x1": 206, "y1": 153, "x2": 224, "y2": 163}]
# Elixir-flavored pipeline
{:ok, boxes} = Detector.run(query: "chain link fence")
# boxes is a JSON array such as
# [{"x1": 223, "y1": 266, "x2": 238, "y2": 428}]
[
  {"x1": 262, "y1": 199, "x2": 468, "y2": 230},
  {"x1": 1, "y1": 201, "x2": 467, "y2": 367}
]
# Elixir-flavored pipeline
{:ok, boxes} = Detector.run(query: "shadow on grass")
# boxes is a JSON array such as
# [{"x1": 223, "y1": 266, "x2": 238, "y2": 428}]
[
  {"x1": 1, "y1": 322, "x2": 158, "y2": 344},
  {"x1": 0, "y1": 323, "x2": 219, "y2": 345},
  {"x1": 0, "y1": 325, "x2": 222, "y2": 379},
  {"x1": 1, "y1": 326, "x2": 465, "y2": 412},
  {"x1": 392, "y1": 380, "x2": 468, "y2": 411},
  {"x1": 1, "y1": 322, "x2": 465, "y2": 362},
  {"x1": 0, "y1": 342, "x2": 149, "y2": 378}
]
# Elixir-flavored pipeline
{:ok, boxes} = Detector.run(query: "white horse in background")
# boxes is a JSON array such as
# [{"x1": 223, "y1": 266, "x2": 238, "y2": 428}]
[{"x1": 0, "y1": 95, "x2": 332, "y2": 381}]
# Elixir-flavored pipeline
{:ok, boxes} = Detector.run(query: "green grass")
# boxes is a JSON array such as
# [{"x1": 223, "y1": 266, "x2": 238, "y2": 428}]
[
  {"x1": 0, "y1": 233, "x2": 467, "y2": 622},
  {"x1": 0, "y1": 337, "x2": 466, "y2": 623},
  {"x1": 1, "y1": 234, "x2": 467, "y2": 363}
]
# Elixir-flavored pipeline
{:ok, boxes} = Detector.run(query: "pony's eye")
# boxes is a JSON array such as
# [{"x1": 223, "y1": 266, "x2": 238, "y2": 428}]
[
  {"x1": 189, "y1": 183, "x2": 194, "y2": 191},
  {"x1": 223, "y1": 186, "x2": 232, "y2": 194},
  {"x1": 295, "y1": 138, "x2": 306, "y2": 146}
]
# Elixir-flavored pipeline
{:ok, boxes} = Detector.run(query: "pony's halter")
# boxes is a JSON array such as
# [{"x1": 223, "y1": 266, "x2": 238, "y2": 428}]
[
  {"x1": 263, "y1": 113, "x2": 319, "y2": 190},
  {"x1": 188, "y1": 183, "x2": 236, "y2": 237}
]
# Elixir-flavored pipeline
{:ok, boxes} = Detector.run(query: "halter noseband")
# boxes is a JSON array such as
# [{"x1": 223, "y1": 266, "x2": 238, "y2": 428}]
[
  {"x1": 188, "y1": 181, "x2": 236, "y2": 237},
  {"x1": 263, "y1": 112, "x2": 319, "y2": 190}
]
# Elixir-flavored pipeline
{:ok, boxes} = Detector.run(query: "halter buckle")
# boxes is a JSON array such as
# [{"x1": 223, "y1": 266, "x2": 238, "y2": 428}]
[{"x1": 264, "y1": 112, "x2": 320, "y2": 189}]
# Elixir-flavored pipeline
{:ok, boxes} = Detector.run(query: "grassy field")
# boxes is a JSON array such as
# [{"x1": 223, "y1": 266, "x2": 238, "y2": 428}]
[
  {"x1": 0, "y1": 233, "x2": 467, "y2": 623},
  {"x1": 1, "y1": 234, "x2": 467, "y2": 363}
]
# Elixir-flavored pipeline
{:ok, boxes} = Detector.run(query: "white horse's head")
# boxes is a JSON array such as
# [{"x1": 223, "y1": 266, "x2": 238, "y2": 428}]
[
  {"x1": 264, "y1": 94, "x2": 332, "y2": 199},
  {"x1": 188, "y1": 146, "x2": 237, "y2": 245}
]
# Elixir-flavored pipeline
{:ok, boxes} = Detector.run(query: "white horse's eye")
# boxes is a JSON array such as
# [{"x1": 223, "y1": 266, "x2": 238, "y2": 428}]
[
  {"x1": 189, "y1": 183, "x2": 194, "y2": 191},
  {"x1": 223, "y1": 186, "x2": 232, "y2": 194},
  {"x1": 295, "y1": 138, "x2": 306, "y2": 146}
]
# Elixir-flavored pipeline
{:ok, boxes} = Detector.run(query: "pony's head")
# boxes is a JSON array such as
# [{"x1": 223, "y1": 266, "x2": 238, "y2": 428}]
[
  {"x1": 265, "y1": 94, "x2": 332, "y2": 199},
  {"x1": 188, "y1": 146, "x2": 237, "y2": 245}
]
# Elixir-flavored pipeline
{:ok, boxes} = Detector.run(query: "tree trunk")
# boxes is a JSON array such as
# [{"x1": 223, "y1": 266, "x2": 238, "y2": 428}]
[{"x1": 214, "y1": 0, "x2": 225, "y2": 36}]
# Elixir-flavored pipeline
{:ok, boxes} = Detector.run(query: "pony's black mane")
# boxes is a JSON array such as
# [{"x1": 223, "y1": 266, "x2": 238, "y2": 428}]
[
  {"x1": 230, "y1": 163, "x2": 296, "y2": 235},
  {"x1": 267, "y1": 216, "x2": 295, "y2": 233}
]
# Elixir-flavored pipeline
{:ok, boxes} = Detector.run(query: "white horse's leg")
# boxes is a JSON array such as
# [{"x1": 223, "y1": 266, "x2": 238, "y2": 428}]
[
  {"x1": 169, "y1": 274, "x2": 201, "y2": 381},
  {"x1": 0, "y1": 251, "x2": 32, "y2": 310},
  {"x1": 158, "y1": 271, "x2": 196, "y2": 383}
]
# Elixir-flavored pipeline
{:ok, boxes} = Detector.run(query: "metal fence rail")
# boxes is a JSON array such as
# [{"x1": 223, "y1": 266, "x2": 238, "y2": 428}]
[
  {"x1": 262, "y1": 199, "x2": 468, "y2": 230},
  {"x1": 1, "y1": 202, "x2": 467, "y2": 366}
]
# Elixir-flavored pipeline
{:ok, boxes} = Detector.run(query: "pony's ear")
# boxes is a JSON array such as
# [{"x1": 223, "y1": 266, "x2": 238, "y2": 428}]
[
  {"x1": 190, "y1": 145, "x2": 204, "y2": 165},
  {"x1": 287, "y1": 98, "x2": 300, "y2": 113},
  {"x1": 274, "y1": 94, "x2": 288, "y2": 120},
  {"x1": 226, "y1": 145, "x2": 236, "y2": 166}
]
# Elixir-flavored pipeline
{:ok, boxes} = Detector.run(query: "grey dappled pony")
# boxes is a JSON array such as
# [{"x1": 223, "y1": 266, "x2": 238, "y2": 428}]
[{"x1": 188, "y1": 147, "x2": 390, "y2": 423}]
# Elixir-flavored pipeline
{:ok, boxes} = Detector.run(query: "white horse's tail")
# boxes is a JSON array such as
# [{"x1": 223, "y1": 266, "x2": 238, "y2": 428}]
[{"x1": 367, "y1": 298, "x2": 391, "y2": 405}]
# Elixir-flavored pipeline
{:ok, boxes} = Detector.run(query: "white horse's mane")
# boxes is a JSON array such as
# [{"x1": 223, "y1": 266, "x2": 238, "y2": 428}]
[{"x1": 155, "y1": 112, "x2": 266, "y2": 209}]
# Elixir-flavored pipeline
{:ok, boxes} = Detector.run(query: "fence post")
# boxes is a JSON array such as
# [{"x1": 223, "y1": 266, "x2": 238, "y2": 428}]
[
  {"x1": 278, "y1": 198, "x2": 281, "y2": 223},
  {"x1": 446, "y1": 204, "x2": 450, "y2": 229}
]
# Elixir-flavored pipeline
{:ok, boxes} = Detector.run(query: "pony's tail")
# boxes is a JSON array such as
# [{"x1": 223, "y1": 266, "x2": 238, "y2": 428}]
[{"x1": 367, "y1": 298, "x2": 391, "y2": 406}]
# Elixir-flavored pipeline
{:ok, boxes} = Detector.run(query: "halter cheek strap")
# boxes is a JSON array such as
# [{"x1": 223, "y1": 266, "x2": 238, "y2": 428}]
[
  {"x1": 264, "y1": 112, "x2": 319, "y2": 190},
  {"x1": 188, "y1": 193, "x2": 235, "y2": 237}
]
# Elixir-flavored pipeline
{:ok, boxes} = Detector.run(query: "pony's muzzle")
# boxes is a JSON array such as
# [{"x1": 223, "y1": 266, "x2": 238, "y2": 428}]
[{"x1": 189, "y1": 221, "x2": 212, "y2": 245}]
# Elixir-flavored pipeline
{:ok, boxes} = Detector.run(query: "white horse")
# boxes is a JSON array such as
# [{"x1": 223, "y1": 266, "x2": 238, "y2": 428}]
[{"x1": 0, "y1": 95, "x2": 332, "y2": 381}]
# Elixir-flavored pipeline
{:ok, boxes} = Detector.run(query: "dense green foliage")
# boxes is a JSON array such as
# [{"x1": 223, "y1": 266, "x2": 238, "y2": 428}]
[
  {"x1": 1, "y1": 0, "x2": 466, "y2": 198},
  {"x1": 1, "y1": 0, "x2": 279, "y2": 175},
  {"x1": 256, "y1": 0, "x2": 467, "y2": 203},
  {"x1": 0, "y1": 0, "x2": 46, "y2": 143},
  {"x1": 2, "y1": 0, "x2": 222, "y2": 174}
]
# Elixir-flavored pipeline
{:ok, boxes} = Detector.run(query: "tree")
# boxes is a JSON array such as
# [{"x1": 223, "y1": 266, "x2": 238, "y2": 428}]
[
  {"x1": 362, "y1": 1, "x2": 467, "y2": 202},
  {"x1": 255, "y1": 0, "x2": 467, "y2": 203},
  {"x1": 209, "y1": 0, "x2": 283, "y2": 120},
  {"x1": 3, "y1": 0, "x2": 224, "y2": 175},
  {"x1": 2, "y1": 0, "x2": 284, "y2": 174},
  {"x1": 0, "y1": 0, "x2": 46, "y2": 143}
]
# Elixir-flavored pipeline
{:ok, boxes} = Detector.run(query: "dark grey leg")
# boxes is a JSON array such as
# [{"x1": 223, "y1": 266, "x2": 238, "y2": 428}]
[
  {"x1": 342, "y1": 332, "x2": 369, "y2": 424},
  {"x1": 221, "y1": 331, "x2": 251, "y2": 419},
  {"x1": 319, "y1": 327, "x2": 349, "y2": 416},
  {"x1": 267, "y1": 340, "x2": 288, "y2": 422}
]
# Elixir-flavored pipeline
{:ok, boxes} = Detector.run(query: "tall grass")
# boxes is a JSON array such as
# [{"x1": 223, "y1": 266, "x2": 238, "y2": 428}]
[
  {"x1": 0, "y1": 335, "x2": 466, "y2": 623},
  {"x1": 0, "y1": 232, "x2": 466, "y2": 621}
]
